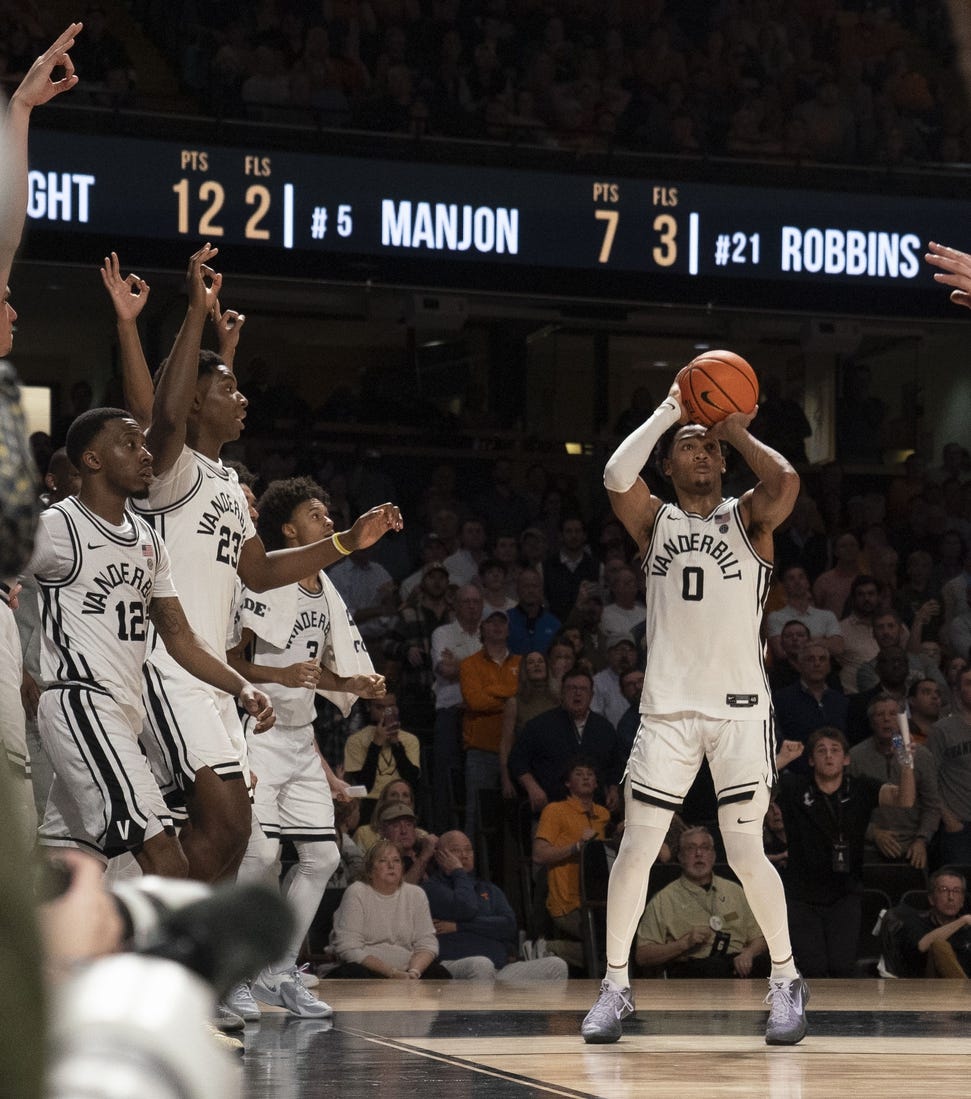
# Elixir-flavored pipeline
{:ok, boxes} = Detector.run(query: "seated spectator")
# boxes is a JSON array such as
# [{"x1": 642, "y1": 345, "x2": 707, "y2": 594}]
[
  {"x1": 886, "y1": 867, "x2": 971, "y2": 977},
  {"x1": 545, "y1": 515, "x2": 599, "y2": 621},
  {"x1": 772, "y1": 642, "x2": 849, "y2": 768},
  {"x1": 599, "y1": 566, "x2": 645, "y2": 637},
  {"x1": 499, "y1": 650, "x2": 559, "y2": 799},
  {"x1": 926, "y1": 664, "x2": 971, "y2": 865},
  {"x1": 847, "y1": 646, "x2": 911, "y2": 745},
  {"x1": 444, "y1": 516, "x2": 488, "y2": 587},
  {"x1": 763, "y1": 799, "x2": 788, "y2": 871},
  {"x1": 376, "y1": 801, "x2": 439, "y2": 886},
  {"x1": 422, "y1": 830, "x2": 568, "y2": 982},
  {"x1": 766, "y1": 565, "x2": 844, "y2": 663},
  {"x1": 510, "y1": 668, "x2": 624, "y2": 815},
  {"x1": 565, "y1": 582, "x2": 610, "y2": 671},
  {"x1": 478, "y1": 557, "x2": 517, "y2": 619},
  {"x1": 941, "y1": 545, "x2": 971, "y2": 627},
  {"x1": 507, "y1": 567, "x2": 561, "y2": 655},
  {"x1": 837, "y1": 574, "x2": 882, "y2": 694},
  {"x1": 812, "y1": 531, "x2": 863, "y2": 618},
  {"x1": 767, "y1": 619, "x2": 812, "y2": 691},
  {"x1": 848, "y1": 693, "x2": 940, "y2": 868},
  {"x1": 398, "y1": 533, "x2": 449, "y2": 604},
  {"x1": 353, "y1": 778, "x2": 427, "y2": 853},
  {"x1": 547, "y1": 637, "x2": 578, "y2": 695},
  {"x1": 907, "y1": 677, "x2": 943, "y2": 744},
  {"x1": 390, "y1": 560, "x2": 452, "y2": 730},
  {"x1": 328, "y1": 798, "x2": 365, "y2": 890},
  {"x1": 343, "y1": 693, "x2": 422, "y2": 812},
  {"x1": 329, "y1": 840, "x2": 452, "y2": 979},
  {"x1": 635, "y1": 827, "x2": 769, "y2": 978},
  {"x1": 592, "y1": 633, "x2": 639, "y2": 729},
  {"x1": 615, "y1": 667, "x2": 645, "y2": 758},
  {"x1": 856, "y1": 610, "x2": 933, "y2": 695},
  {"x1": 894, "y1": 550, "x2": 942, "y2": 636},
  {"x1": 532, "y1": 757, "x2": 612, "y2": 970}
]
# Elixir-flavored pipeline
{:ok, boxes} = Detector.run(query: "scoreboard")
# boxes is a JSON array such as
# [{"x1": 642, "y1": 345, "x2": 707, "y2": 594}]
[{"x1": 24, "y1": 129, "x2": 963, "y2": 315}]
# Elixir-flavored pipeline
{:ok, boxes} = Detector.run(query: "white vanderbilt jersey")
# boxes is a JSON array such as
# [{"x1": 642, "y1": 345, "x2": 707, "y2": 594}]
[
  {"x1": 132, "y1": 447, "x2": 255, "y2": 661},
  {"x1": 30, "y1": 499, "x2": 177, "y2": 727},
  {"x1": 640, "y1": 496, "x2": 772, "y2": 721},
  {"x1": 238, "y1": 577, "x2": 331, "y2": 728}
]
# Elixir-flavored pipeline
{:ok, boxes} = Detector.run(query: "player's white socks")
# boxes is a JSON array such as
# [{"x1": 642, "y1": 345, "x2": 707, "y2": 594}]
[
  {"x1": 279, "y1": 840, "x2": 341, "y2": 969},
  {"x1": 604, "y1": 821, "x2": 670, "y2": 989},
  {"x1": 720, "y1": 829, "x2": 798, "y2": 979}
]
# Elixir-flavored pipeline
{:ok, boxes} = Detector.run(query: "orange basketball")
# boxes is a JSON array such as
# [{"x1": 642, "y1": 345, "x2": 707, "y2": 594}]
[{"x1": 674, "y1": 350, "x2": 758, "y2": 428}]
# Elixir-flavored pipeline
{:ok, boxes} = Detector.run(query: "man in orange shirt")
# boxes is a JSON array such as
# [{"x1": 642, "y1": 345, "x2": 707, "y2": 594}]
[{"x1": 458, "y1": 610, "x2": 520, "y2": 841}]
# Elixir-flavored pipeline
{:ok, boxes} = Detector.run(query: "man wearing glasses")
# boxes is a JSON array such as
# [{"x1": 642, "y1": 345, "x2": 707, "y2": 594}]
[
  {"x1": 896, "y1": 868, "x2": 971, "y2": 976},
  {"x1": 635, "y1": 827, "x2": 768, "y2": 979}
]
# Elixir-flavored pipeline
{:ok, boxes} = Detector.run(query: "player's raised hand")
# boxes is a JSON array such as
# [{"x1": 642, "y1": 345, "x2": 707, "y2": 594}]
[
  {"x1": 706, "y1": 406, "x2": 758, "y2": 441},
  {"x1": 344, "y1": 502, "x2": 404, "y2": 551},
  {"x1": 926, "y1": 241, "x2": 971, "y2": 309},
  {"x1": 666, "y1": 378, "x2": 690, "y2": 424},
  {"x1": 240, "y1": 684, "x2": 275, "y2": 732},
  {"x1": 211, "y1": 298, "x2": 245, "y2": 350},
  {"x1": 185, "y1": 243, "x2": 221, "y2": 314},
  {"x1": 100, "y1": 252, "x2": 150, "y2": 321},
  {"x1": 10, "y1": 22, "x2": 82, "y2": 110}
]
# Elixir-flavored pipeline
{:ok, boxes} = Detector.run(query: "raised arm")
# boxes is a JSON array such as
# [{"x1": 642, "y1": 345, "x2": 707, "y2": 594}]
[
  {"x1": 0, "y1": 23, "x2": 82, "y2": 289},
  {"x1": 603, "y1": 382, "x2": 684, "y2": 554},
  {"x1": 237, "y1": 502, "x2": 403, "y2": 592},
  {"x1": 209, "y1": 298, "x2": 246, "y2": 369},
  {"x1": 99, "y1": 252, "x2": 153, "y2": 428},
  {"x1": 711, "y1": 411, "x2": 800, "y2": 545},
  {"x1": 145, "y1": 243, "x2": 222, "y2": 475}
]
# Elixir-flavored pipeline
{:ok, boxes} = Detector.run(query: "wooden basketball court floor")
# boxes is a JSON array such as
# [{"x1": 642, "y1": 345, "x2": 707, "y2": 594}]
[{"x1": 241, "y1": 979, "x2": 971, "y2": 1098}]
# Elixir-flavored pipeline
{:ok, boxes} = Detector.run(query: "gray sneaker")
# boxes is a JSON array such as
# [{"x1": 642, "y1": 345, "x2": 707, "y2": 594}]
[
  {"x1": 580, "y1": 979, "x2": 635, "y2": 1044},
  {"x1": 253, "y1": 966, "x2": 334, "y2": 1019},
  {"x1": 213, "y1": 1001, "x2": 245, "y2": 1032},
  {"x1": 764, "y1": 975, "x2": 810, "y2": 1045},
  {"x1": 225, "y1": 981, "x2": 261, "y2": 1022}
]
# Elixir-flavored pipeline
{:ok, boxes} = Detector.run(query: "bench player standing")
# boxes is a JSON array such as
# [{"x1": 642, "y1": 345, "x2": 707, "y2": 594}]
[
  {"x1": 128, "y1": 244, "x2": 402, "y2": 883},
  {"x1": 225, "y1": 476, "x2": 386, "y2": 1020},
  {"x1": 31, "y1": 408, "x2": 272, "y2": 873},
  {"x1": 582, "y1": 373, "x2": 807, "y2": 1045}
]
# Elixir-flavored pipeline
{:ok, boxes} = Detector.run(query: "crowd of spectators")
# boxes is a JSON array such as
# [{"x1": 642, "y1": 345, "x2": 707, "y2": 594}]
[
  {"x1": 3, "y1": 2, "x2": 967, "y2": 167},
  {"x1": 146, "y1": 0, "x2": 965, "y2": 166}
]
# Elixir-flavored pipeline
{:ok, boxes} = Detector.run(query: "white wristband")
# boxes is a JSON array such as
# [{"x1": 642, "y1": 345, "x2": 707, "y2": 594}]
[{"x1": 603, "y1": 398, "x2": 681, "y2": 493}]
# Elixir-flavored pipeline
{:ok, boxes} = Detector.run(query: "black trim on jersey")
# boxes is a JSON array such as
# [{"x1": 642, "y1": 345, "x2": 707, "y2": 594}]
[
  {"x1": 143, "y1": 663, "x2": 195, "y2": 785},
  {"x1": 33, "y1": 504, "x2": 83, "y2": 586},
  {"x1": 279, "y1": 830, "x2": 338, "y2": 842},
  {"x1": 717, "y1": 789, "x2": 757, "y2": 807},
  {"x1": 37, "y1": 834, "x2": 104, "y2": 856},
  {"x1": 729, "y1": 499, "x2": 773, "y2": 569},
  {"x1": 131, "y1": 464, "x2": 205, "y2": 518},
  {"x1": 53, "y1": 686, "x2": 150, "y2": 855},
  {"x1": 40, "y1": 585, "x2": 94, "y2": 683},
  {"x1": 639, "y1": 501, "x2": 671, "y2": 574},
  {"x1": 72, "y1": 497, "x2": 141, "y2": 545},
  {"x1": 630, "y1": 786, "x2": 683, "y2": 811}
]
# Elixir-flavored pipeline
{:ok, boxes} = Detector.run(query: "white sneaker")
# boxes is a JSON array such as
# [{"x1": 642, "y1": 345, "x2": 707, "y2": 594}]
[
  {"x1": 224, "y1": 982, "x2": 261, "y2": 1022},
  {"x1": 253, "y1": 966, "x2": 334, "y2": 1019},
  {"x1": 764, "y1": 975, "x2": 810, "y2": 1045},
  {"x1": 296, "y1": 964, "x2": 320, "y2": 988}
]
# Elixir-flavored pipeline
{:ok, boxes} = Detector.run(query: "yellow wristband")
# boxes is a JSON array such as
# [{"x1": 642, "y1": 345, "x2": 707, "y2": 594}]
[{"x1": 332, "y1": 532, "x2": 352, "y2": 556}]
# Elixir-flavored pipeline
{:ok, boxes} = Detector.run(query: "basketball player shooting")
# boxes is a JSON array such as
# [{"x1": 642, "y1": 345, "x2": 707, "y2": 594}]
[{"x1": 581, "y1": 353, "x2": 807, "y2": 1045}]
